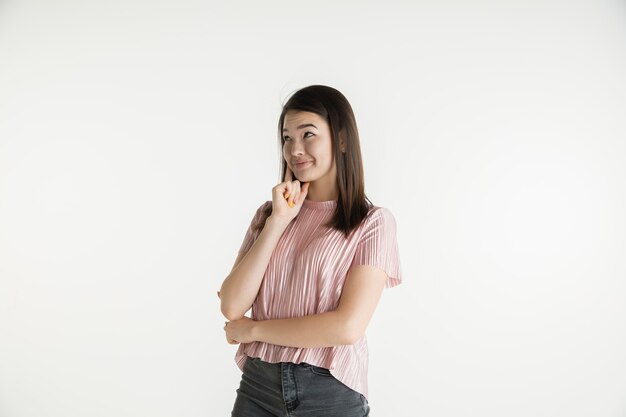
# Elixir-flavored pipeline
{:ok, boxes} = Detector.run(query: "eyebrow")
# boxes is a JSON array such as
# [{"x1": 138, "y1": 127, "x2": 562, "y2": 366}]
[{"x1": 282, "y1": 123, "x2": 318, "y2": 132}]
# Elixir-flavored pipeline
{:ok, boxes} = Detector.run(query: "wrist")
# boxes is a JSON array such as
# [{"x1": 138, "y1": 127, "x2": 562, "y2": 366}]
[
  {"x1": 249, "y1": 319, "x2": 262, "y2": 343},
  {"x1": 266, "y1": 214, "x2": 291, "y2": 229}
]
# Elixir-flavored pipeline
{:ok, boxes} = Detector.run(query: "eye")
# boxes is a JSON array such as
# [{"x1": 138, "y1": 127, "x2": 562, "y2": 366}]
[{"x1": 283, "y1": 132, "x2": 314, "y2": 142}]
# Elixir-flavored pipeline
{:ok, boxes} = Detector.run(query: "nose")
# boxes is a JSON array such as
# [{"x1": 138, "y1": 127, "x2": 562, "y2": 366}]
[{"x1": 290, "y1": 140, "x2": 305, "y2": 156}]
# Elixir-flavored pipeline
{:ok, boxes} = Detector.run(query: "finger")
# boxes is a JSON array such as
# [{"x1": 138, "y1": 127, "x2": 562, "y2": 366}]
[
  {"x1": 274, "y1": 183, "x2": 287, "y2": 201},
  {"x1": 288, "y1": 180, "x2": 300, "y2": 206},
  {"x1": 284, "y1": 165, "x2": 293, "y2": 182},
  {"x1": 301, "y1": 181, "x2": 310, "y2": 199},
  {"x1": 292, "y1": 181, "x2": 301, "y2": 205},
  {"x1": 284, "y1": 182, "x2": 293, "y2": 206}
]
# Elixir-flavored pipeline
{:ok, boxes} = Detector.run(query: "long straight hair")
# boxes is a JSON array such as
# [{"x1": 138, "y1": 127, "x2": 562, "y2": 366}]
[{"x1": 253, "y1": 85, "x2": 373, "y2": 239}]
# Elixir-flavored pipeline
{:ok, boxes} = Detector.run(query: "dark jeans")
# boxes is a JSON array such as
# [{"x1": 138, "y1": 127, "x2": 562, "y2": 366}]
[{"x1": 231, "y1": 356, "x2": 370, "y2": 417}]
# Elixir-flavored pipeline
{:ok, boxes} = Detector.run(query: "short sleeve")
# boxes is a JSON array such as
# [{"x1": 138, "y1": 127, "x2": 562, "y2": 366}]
[
  {"x1": 349, "y1": 207, "x2": 403, "y2": 288},
  {"x1": 238, "y1": 201, "x2": 272, "y2": 255}
]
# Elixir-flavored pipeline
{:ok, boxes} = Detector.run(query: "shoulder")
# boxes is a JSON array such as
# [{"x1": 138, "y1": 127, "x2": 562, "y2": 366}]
[
  {"x1": 252, "y1": 200, "x2": 272, "y2": 214},
  {"x1": 363, "y1": 206, "x2": 397, "y2": 226},
  {"x1": 260, "y1": 200, "x2": 272, "y2": 211},
  {"x1": 247, "y1": 200, "x2": 272, "y2": 227},
  {"x1": 352, "y1": 206, "x2": 398, "y2": 237}
]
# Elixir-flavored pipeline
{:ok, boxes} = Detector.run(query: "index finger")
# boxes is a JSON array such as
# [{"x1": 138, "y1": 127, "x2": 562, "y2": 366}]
[{"x1": 284, "y1": 165, "x2": 293, "y2": 182}]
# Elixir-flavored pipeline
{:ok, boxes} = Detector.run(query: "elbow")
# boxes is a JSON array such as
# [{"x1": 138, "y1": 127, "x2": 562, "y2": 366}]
[
  {"x1": 220, "y1": 300, "x2": 249, "y2": 321},
  {"x1": 219, "y1": 288, "x2": 244, "y2": 320},
  {"x1": 342, "y1": 329, "x2": 363, "y2": 345},
  {"x1": 220, "y1": 305, "x2": 234, "y2": 321},
  {"x1": 220, "y1": 304, "x2": 239, "y2": 321}
]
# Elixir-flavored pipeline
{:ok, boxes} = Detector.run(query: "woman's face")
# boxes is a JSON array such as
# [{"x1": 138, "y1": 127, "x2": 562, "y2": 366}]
[{"x1": 282, "y1": 110, "x2": 337, "y2": 188}]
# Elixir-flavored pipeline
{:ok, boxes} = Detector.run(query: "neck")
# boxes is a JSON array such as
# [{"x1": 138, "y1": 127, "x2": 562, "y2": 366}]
[{"x1": 305, "y1": 183, "x2": 338, "y2": 202}]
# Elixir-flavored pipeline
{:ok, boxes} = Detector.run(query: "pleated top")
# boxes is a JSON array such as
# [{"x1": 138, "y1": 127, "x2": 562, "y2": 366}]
[{"x1": 233, "y1": 198, "x2": 403, "y2": 401}]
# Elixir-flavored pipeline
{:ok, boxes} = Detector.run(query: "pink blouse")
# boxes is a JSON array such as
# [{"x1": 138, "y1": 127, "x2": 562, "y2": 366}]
[{"x1": 234, "y1": 198, "x2": 402, "y2": 401}]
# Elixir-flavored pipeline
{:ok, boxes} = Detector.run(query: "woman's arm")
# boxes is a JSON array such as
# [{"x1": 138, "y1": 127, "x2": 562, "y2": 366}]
[
  {"x1": 224, "y1": 265, "x2": 388, "y2": 348},
  {"x1": 219, "y1": 215, "x2": 290, "y2": 321}
]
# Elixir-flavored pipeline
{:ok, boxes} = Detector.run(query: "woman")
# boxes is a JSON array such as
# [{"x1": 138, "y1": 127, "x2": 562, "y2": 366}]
[{"x1": 219, "y1": 85, "x2": 402, "y2": 416}]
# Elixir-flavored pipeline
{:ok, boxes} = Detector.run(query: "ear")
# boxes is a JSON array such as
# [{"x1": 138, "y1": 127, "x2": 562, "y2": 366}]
[{"x1": 339, "y1": 129, "x2": 346, "y2": 153}]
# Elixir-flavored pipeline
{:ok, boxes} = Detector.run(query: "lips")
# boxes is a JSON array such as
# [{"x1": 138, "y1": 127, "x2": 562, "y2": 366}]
[{"x1": 295, "y1": 160, "x2": 313, "y2": 169}]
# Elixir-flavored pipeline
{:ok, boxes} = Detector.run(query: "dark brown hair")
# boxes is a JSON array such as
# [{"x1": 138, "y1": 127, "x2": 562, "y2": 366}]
[{"x1": 253, "y1": 85, "x2": 374, "y2": 239}]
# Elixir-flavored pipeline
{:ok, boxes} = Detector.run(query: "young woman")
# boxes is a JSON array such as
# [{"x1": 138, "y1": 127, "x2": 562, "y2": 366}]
[{"x1": 219, "y1": 85, "x2": 402, "y2": 417}]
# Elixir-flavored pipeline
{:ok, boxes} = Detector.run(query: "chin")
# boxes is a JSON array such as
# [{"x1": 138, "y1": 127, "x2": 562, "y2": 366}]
[{"x1": 296, "y1": 173, "x2": 316, "y2": 182}]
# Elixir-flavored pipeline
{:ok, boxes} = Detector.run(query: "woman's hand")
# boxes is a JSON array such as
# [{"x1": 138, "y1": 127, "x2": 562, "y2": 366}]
[
  {"x1": 224, "y1": 316, "x2": 256, "y2": 345},
  {"x1": 271, "y1": 166, "x2": 310, "y2": 224}
]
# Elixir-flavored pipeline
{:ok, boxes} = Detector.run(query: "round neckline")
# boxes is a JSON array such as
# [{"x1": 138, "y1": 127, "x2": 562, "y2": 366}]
[{"x1": 302, "y1": 198, "x2": 337, "y2": 210}]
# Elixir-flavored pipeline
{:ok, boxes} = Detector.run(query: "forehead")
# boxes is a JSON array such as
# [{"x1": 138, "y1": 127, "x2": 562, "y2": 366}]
[{"x1": 283, "y1": 111, "x2": 326, "y2": 131}]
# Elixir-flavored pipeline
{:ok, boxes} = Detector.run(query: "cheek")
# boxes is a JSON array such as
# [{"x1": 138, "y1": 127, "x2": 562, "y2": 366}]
[{"x1": 317, "y1": 143, "x2": 333, "y2": 161}]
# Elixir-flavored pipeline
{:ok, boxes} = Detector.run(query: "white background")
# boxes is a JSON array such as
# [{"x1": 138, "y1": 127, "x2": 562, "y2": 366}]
[{"x1": 1, "y1": 1, "x2": 625, "y2": 416}]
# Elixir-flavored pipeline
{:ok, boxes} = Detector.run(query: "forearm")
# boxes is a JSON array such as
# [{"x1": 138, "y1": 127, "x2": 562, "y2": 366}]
[
  {"x1": 251, "y1": 310, "x2": 354, "y2": 348},
  {"x1": 220, "y1": 215, "x2": 289, "y2": 320}
]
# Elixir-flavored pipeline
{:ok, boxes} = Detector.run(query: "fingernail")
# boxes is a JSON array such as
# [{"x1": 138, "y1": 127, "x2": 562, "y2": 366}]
[{"x1": 289, "y1": 200, "x2": 294, "y2": 207}]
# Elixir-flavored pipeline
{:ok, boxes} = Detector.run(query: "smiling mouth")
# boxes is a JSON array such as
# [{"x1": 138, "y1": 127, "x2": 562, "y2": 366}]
[{"x1": 295, "y1": 161, "x2": 313, "y2": 169}]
